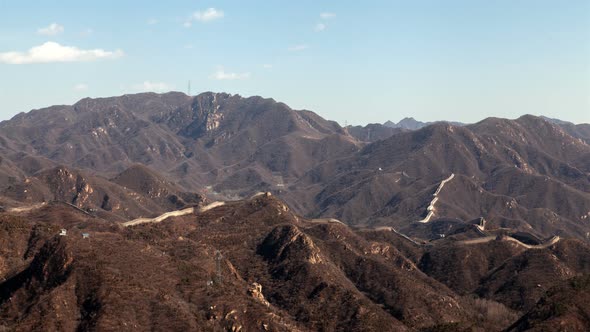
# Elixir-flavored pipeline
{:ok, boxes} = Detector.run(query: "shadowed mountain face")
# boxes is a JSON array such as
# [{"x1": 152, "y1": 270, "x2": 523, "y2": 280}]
[
  {"x1": 345, "y1": 123, "x2": 407, "y2": 142},
  {"x1": 541, "y1": 116, "x2": 590, "y2": 144},
  {"x1": 287, "y1": 115, "x2": 590, "y2": 240},
  {"x1": 0, "y1": 92, "x2": 359, "y2": 199},
  {"x1": 507, "y1": 275, "x2": 590, "y2": 331},
  {"x1": 6, "y1": 193, "x2": 590, "y2": 331},
  {"x1": 0, "y1": 162, "x2": 206, "y2": 221},
  {"x1": 383, "y1": 117, "x2": 464, "y2": 130},
  {"x1": 0, "y1": 92, "x2": 589, "y2": 330},
  {"x1": 384, "y1": 117, "x2": 429, "y2": 130},
  {"x1": 346, "y1": 117, "x2": 465, "y2": 143},
  {"x1": 2, "y1": 192, "x2": 590, "y2": 331},
  {"x1": 0, "y1": 92, "x2": 588, "y2": 240}
]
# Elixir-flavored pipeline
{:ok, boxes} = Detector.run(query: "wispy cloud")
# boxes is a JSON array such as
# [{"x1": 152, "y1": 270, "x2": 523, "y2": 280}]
[
  {"x1": 316, "y1": 12, "x2": 335, "y2": 31},
  {"x1": 132, "y1": 81, "x2": 172, "y2": 92},
  {"x1": 74, "y1": 83, "x2": 88, "y2": 91},
  {"x1": 79, "y1": 28, "x2": 93, "y2": 37},
  {"x1": 210, "y1": 68, "x2": 250, "y2": 80},
  {"x1": 184, "y1": 8, "x2": 224, "y2": 27},
  {"x1": 288, "y1": 44, "x2": 309, "y2": 52},
  {"x1": 195, "y1": 8, "x2": 224, "y2": 22},
  {"x1": 262, "y1": 64, "x2": 273, "y2": 69},
  {"x1": 314, "y1": 23, "x2": 326, "y2": 32},
  {"x1": 37, "y1": 23, "x2": 64, "y2": 36},
  {"x1": 147, "y1": 18, "x2": 159, "y2": 25},
  {"x1": 0, "y1": 42, "x2": 123, "y2": 64}
]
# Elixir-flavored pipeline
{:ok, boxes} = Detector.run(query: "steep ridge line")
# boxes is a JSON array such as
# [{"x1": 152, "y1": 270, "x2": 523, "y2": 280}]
[
  {"x1": 53, "y1": 201, "x2": 96, "y2": 217},
  {"x1": 374, "y1": 226, "x2": 422, "y2": 246},
  {"x1": 372, "y1": 220, "x2": 560, "y2": 250},
  {"x1": 458, "y1": 235, "x2": 561, "y2": 249},
  {"x1": 503, "y1": 235, "x2": 561, "y2": 249},
  {"x1": 250, "y1": 192, "x2": 270, "y2": 199},
  {"x1": 475, "y1": 217, "x2": 486, "y2": 232},
  {"x1": 123, "y1": 207, "x2": 195, "y2": 227},
  {"x1": 309, "y1": 218, "x2": 345, "y2": 225},
  {"x1": 417, "y1": 173, "x2": 455, "y2": 223},
  {"x1": 6, "y1": 202, "x2": 47, "y2": 213},
  {"x1": 459, "y1": 236, "x2": 497, "y2": 245},
  {"x1": 122, "y1": 201, "x2": 226, "y2": 227},
  {"x1": 199, "y1": 201, "x2": 225, "y2": 212},
  {"x1": 3, "y1": 201, "x2": 96, "y2": 217}
]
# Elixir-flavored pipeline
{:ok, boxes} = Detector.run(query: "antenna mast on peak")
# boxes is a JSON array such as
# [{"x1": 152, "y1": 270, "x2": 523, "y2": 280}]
[{"x1": 187, "y1": 80, "x2": 191, "y2": 96}]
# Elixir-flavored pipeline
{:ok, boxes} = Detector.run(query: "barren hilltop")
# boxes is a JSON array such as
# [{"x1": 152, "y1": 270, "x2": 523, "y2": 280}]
[{"x1": 0, "y1": 92, "x2": 589, "y2": 331}]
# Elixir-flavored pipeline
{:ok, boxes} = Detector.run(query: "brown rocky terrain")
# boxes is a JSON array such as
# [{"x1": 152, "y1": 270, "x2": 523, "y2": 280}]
[
  {"x1": 287, "y1": 115, "x2": 590, "y2": 241},
  {"x1": 0, "y1": 92, "x2": 359, "y2": 199},
  {"x1": 507, "y1": 274, "x2": 590, "y2": 331},
  {"x1": 0, "y1": 92, "x2": 588, "y2": 330},
  {"x1": 345, "y1": 123, "x2": 406, "y2": 142},
  {"x1": 0, "y1": 164, "x2": 205, "y2": 221},
  {"x1": 4, "y1": 193, "x2": 582, "y2": 331},
  {"x1": 0, "y1": 93, "x2": 588, "y2": 242}
]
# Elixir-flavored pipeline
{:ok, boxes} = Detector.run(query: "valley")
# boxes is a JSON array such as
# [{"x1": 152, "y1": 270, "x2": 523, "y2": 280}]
[{"x1": 0, "y1": 92, "x2": 588, "y2": 331}]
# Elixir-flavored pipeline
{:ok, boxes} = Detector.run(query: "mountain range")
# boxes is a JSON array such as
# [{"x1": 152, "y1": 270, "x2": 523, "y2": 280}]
[{"x1": 0, "y1": 91, "x2": 589, "y2": 331}]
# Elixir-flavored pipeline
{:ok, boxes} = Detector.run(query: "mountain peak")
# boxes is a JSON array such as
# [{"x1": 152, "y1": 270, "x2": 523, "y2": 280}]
[
  {"x1": 383, "y1": 117, "x2": 428, "y2": 130},
  {"x1": 383, "y1": 120, "x2": 396, "y2": 127},
  {"x1": 399, "y1": 116, "x2": 417, "y2": 121}
]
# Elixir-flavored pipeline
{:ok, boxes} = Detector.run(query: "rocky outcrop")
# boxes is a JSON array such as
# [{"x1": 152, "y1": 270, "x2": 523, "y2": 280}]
[{"x1": 258, "y1": 225, "x2": 323, "y2": 265}]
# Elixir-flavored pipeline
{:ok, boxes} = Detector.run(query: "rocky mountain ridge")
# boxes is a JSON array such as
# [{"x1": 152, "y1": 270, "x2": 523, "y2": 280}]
[
  {"x1": 0, "y1": 91, "x2": 589, "y2": 330},
  {"x1": 2, "y1": 192, "x2": 589, "y2": 331}
]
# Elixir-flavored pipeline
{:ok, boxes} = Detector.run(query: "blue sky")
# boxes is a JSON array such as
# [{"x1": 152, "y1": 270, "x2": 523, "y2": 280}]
[{"x1": 0, "y1": 0, "x2": 588, "y2": 124}]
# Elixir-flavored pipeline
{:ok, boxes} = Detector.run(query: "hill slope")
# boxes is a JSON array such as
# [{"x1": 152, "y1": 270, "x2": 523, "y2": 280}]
[
  {"x1": 2, "y1": 193, "x2": 564, "y2": 331},
  {"x1": 0, "y1": 92, "x2": 360, "y2": 201},
  {"x1": 286, "y1": 115, "x2": 590, "y2": 240}
]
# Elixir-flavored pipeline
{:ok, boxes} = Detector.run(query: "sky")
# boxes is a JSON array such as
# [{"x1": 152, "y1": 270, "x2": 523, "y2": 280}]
[{"x1": 0, "y1": 0, "x2": 589, "y2": 125}]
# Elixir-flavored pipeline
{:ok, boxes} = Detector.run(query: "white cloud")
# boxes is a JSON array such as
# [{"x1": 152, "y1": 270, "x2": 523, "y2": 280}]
[
  {"x1": 147, "y1": 18, "x2": 159, "y2": 25},
  {"x1": 185, "y1": 8, "x2": 224, "y2": 26},
  {"x1": 74, "y1": 83, "x2": 88, "y2": 91},
  {"x1": 320, "y1": 12, "x2": 336, "y2": 19},
  {"x1": 288, "y1": 44, "x2": 309, "y2": 52},
  {"x1": 37, "y1": 23, "x2": 64, "y2": 36},
  {"x1": 132, "y1": 81, "x2": 172, "y2": 92},
  {"x1": 0, "y1": 42, "x2": 124, "y2": 64},
  {"x1": 262, "y1": 64, "x2": 273, "y2": 69},
  {"x1": 210, "y1": 68, "x2": 250, "y2": 80},
  {"x1": 195, "y1": 8, "x2": 224, "y2": 22},
  {"x1": 314, "y1": 23, "x2": 326, "y2": 32}
]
